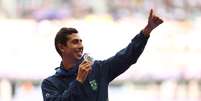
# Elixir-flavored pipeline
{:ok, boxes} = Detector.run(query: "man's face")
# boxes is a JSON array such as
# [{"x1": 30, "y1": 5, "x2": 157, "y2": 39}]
[{"x1": 62, "y1": 33, "x2": 83, "y2": 61}]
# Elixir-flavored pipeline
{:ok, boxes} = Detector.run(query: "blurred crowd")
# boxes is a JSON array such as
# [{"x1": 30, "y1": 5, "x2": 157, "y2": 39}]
[{"x1": 0, "y1": 0, "x2": 201, "y2": 21}]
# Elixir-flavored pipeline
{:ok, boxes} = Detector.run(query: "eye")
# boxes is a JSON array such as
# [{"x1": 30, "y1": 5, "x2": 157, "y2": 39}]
[{"x1": 71, "y1": 39, "x2": 82, "y2": 44}]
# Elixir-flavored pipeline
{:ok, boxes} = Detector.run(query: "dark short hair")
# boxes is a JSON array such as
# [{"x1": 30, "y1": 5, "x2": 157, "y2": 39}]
[{"x1": 55, "y1": 27, "x2": 78, "y2": 56}]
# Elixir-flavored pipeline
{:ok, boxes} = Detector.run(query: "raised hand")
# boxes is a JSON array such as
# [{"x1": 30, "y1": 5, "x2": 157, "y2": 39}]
[{"x1": 143, "y1": 9, "x2": 163, "y2": 37}]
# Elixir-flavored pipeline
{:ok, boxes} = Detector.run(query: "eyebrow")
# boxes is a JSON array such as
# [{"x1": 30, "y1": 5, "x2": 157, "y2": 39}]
[{"x1": 71, "y1": 38, "x2": 82, "y2": 42}]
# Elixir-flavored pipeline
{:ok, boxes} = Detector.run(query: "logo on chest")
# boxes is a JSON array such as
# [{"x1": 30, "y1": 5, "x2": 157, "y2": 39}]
[{"x1": 89, "y1": 80, "x2": 98, "y2": 91}]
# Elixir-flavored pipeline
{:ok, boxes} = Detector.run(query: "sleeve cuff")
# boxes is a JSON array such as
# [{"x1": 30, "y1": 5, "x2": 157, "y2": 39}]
[
  {"x1": 69, "y1": 80, "x2": 82, "y2": 88},
  {"x1": 140, "y1": 30, "x2": 150, "y2": 39}
]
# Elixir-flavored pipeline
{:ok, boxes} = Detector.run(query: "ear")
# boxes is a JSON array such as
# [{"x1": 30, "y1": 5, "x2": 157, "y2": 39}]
[{"x1": 57, "y1": 43, "x2": 65, "y2": 53}]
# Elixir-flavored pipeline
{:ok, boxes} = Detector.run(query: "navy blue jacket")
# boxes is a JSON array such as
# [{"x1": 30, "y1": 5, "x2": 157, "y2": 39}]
[{"x1": 41, "y1": 31, "x2": 149, "y2": 101}]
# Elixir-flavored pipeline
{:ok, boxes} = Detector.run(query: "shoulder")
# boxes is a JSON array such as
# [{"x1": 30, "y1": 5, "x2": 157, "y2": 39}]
[
  {"x1": 41, "y1": 75, "x2": 64, "y2": 90},
  {"x1": 41, "y1": 75, "x2": 58, "y2": 86},
  {"x1": 41, "y1": 76, "x2": 53, "y2": 85}
]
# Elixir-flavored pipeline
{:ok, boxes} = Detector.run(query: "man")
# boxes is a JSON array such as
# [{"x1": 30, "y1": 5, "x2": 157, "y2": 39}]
[{"x1": 41, "y1": 9, "x2": 163, "y2": 101}]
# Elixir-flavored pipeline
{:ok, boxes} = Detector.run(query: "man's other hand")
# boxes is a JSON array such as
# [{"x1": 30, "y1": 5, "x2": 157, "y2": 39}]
[{"x1": 143, "y1": 9, "x2": 163, "y2": 37}]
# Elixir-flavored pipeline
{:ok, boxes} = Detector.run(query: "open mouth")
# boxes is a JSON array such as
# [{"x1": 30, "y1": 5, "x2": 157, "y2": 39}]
[{"x1": 75, "y1": 49, "x2": 83, "y2": 57}]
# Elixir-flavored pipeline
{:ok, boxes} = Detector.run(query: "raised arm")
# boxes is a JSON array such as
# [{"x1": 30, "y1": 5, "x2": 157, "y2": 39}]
[{"x1": 98, "y1": 9, "x2": 163, "y2": 82}]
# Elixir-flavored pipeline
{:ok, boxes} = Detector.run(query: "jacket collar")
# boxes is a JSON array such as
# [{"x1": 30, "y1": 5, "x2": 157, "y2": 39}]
[{"x1": 55, "y1": 57, "x2": 84, "y2": 77}]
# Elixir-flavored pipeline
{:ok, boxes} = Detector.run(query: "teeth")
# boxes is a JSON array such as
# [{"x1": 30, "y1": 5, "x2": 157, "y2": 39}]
[{"x1": 75, "y1": 49, "x2": 83, "y2": 56}]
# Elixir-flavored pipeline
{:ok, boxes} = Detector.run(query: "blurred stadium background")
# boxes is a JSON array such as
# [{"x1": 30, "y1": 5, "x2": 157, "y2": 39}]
[{"x1": 0, "y1": 0, "x2": 201, "y2": 101}]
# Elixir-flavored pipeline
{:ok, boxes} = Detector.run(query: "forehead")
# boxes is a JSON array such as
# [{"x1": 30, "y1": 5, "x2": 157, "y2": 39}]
[{"x1": 67, "y1": 33, "x2": 81, "y2": 40}]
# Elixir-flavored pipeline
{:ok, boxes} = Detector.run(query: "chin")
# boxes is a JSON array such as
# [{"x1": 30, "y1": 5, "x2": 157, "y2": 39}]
[
  {"x1": 73, "y1": 53, "x2": 83, "y2": 61},
  {"x1": 75, "y1": 56, "x2": 82, "y2": 60},
  {"x1": 76, "y1": 57, "x2": 81, "y2": 60}
]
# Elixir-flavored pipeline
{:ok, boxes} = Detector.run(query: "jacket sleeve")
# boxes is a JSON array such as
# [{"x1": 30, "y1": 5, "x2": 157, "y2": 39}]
[
  {"x1": 98, "y1": 31, "x2": 149, "y2": 82},
  {"x1": 41, "y1": 79, "x2": 82, "y2": 101}
]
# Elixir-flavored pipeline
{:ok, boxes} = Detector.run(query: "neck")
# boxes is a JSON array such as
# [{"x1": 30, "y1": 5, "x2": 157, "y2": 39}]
[{"x1": 62, "y1": 57, "x2": 76, "y2": 70}]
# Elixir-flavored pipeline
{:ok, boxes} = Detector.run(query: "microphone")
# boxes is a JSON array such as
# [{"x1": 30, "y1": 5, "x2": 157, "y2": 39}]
[{"x1": 83, "y1": 53, "x2": 94, "y2": 64}]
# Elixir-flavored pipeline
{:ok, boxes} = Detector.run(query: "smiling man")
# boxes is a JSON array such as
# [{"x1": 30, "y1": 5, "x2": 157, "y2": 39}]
[{"x1": 41, "y1": 9, "x2": 163, "y2": 101}]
